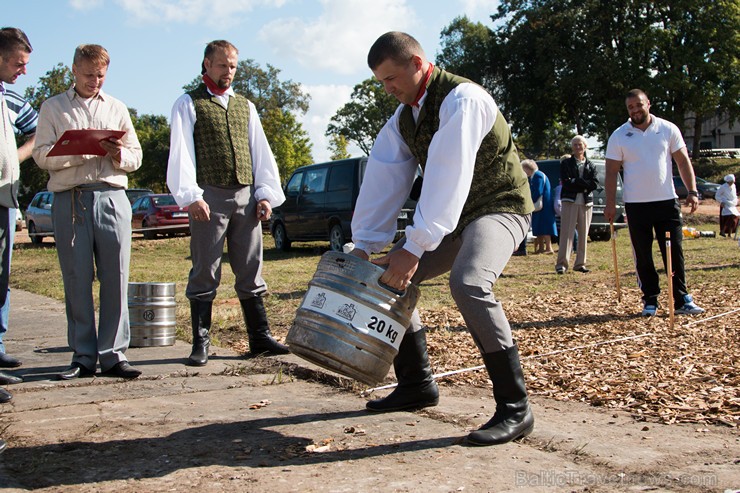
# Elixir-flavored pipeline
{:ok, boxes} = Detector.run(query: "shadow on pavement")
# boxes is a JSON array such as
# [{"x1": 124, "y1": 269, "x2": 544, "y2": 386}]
[{"x1": 1, "y1": 410, "x2": 459, "y2": 488}]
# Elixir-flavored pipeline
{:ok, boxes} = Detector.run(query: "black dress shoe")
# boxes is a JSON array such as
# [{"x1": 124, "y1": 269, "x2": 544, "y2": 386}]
[
  {"x1": 0, "y1": 353, "x2": 21, "y2": 368},
  {"x1": 574, "y1": 266, "x2": 590, "y2": 273},
  {"x1": 0, "y1": 388, "x2": 11, "y2": 403},
  {"x1": 102, "y1": 361, "x2": 141, "y2": 379},
  {"x1": 0, "y1": 371, "x2": 22, "y2": 385},
  {"x1": 58, "y1": 363, "x2": 95, "y2": 380}
]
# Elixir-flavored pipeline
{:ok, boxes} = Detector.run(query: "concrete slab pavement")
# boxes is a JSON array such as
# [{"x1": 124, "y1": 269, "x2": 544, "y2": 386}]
[{"x1": 0, "y1": 289, "x2": 736, "y2": 492}]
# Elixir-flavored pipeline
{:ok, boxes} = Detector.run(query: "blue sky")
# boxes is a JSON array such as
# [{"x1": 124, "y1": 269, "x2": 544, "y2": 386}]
[{"x1": 7, "y1": 0, "x2": 498, "y2": 162}]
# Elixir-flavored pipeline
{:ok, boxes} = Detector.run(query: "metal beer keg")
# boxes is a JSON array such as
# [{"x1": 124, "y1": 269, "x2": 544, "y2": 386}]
[
  {"x1": 128, "y1": 282, "x2": 177, "y2": 347},
  {"x1": 287, "y1": 251, "x2": 420, "y2": 385}
]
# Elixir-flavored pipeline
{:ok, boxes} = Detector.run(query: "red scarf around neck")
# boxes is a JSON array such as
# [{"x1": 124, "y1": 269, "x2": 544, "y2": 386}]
[
  {"x1": 411, "y1": 63, "x2": 434, "y2": 108},
  {"x1": 203, "y1": 74, "x2": 228, "y2": 96}
]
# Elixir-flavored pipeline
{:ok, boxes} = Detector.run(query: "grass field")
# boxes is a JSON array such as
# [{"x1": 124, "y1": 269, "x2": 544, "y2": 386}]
[{"x1": 9, "y1": 209, "x2": 739, "y2": 426}]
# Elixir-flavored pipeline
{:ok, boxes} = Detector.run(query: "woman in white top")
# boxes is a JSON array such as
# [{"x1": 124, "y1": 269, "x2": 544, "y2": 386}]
[{"x1": 716, "y1": 174, "x2": 739, "y2": 237}]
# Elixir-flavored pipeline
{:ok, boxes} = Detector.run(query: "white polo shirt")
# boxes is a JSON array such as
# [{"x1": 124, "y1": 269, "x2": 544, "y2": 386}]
[{"x1": 605, "y1": 115, "x2": 685, "y2": 203}]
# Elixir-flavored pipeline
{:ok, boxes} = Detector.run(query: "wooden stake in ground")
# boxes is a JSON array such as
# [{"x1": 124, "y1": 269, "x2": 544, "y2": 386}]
[
  {"x1": 610, "y1": 222, "x2": 621, "y2": 302},
  {"x1": 666, "y1": 231, "x2": 674, "y2": 329}
]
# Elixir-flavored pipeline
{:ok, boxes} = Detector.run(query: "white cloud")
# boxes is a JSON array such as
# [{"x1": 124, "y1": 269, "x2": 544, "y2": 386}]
[
  {"x1": 297, "y1": 83, "x2": 363, "y2": 163},
  {"x1": 113, "y1": 0, "x2": 287, "y2": 29},
  {"x1": 70, "y1": 0, "x2": 104, "y2": 10},
  {"x1": 259, "y1": 0, "x2": 416, "y2": 76}
]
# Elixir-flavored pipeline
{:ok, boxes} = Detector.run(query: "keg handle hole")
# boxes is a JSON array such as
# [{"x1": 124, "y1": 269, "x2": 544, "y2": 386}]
[{"x1": 378, "y1": 279, "x2": 406, "y2": 296}]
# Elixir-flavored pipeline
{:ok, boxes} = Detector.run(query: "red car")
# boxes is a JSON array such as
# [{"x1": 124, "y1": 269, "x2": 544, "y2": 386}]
[{"x1": 131, "y1": 194, "x2": 190, "y2": 239}]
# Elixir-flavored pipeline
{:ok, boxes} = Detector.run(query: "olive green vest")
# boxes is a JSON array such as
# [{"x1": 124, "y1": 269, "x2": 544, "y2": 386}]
[
  {"x1": 398, "y1": 67, "x2": 533, "y2": 235},
  {"x1": 188, "y1": 84, "x2": 253, "y2": 186}
]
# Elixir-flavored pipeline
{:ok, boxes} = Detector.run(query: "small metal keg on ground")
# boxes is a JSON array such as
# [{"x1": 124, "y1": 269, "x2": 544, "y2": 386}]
[
  {"x1": 128, "y1": 282, "x2": 177, "y2": 347},
  {"x1": 286, "y1": 251, "x2": 420, "y2": 385}
]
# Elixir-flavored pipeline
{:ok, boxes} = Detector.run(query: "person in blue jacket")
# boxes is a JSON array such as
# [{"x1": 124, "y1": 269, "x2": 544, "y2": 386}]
[{"x1": 522, "y1": 159, "x2": 556, "y2": 254}]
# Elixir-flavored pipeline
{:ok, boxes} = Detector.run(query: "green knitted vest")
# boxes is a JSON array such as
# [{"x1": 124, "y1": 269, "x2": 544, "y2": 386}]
[
  {"x1": 398, "y1": 67, "x2": 533, "y2": 235},
  {"x1": 188, "y1": 84, "x2": 253, "y2": 186}
]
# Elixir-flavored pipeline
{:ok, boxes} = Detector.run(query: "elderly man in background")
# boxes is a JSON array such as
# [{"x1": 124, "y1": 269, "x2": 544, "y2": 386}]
[{"x1": 555, "y1": 135, "x2": 598, "y2": 274}]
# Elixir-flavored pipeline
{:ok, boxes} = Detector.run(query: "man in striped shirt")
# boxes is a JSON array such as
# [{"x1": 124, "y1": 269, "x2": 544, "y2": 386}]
[
  {"x1": 4, "y1": 86, "x2": 37, "y2": 139},
  {"x1": 0, "y1": 25, "x2": 35, "y2": 456}
]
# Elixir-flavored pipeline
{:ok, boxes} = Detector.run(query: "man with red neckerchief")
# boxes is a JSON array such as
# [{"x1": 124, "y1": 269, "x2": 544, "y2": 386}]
[
  {"x1": 167, "y1": 40, "x2": 287, "y2": 367},
  {"x1": 349, "y1": 32, "x2": 535, "y2": 446}
]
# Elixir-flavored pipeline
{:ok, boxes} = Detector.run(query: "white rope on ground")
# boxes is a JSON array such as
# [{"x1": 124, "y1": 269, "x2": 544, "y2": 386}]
[
  {"x1": 682, "y1": 307, "x2": 740, "y2": 327},
  {"x1": 363, "y1": 332, "x2": 654, "y2": 394}
]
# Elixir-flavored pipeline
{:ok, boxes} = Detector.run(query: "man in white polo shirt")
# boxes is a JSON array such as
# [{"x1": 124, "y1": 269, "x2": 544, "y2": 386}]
[{"x1": 604, "y1": 88, "x2": 704, "y2": 317}]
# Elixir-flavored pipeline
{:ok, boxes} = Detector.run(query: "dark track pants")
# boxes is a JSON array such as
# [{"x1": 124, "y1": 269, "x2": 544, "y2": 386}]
[{"x1": 625, "y1": 199, "x2": 688, "y2": 309}]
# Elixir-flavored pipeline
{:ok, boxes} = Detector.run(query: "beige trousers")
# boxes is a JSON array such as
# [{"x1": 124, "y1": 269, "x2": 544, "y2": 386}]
[{"x1": 556, "y1": 202, "x2": 592, "y2": 271}]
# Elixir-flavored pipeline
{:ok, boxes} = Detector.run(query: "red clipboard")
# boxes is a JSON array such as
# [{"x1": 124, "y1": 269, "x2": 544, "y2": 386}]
[{"x1": 46, "y1": 129, "x2": 126, "y2": 157}]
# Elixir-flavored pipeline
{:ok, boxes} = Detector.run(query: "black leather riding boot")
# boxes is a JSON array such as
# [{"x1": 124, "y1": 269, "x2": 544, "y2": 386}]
[
  {"x1": 187, "y1": 299, "x2": 212, "y2": 366},
  {"x1": 240, "y1": 297, "x2": 289, "y2": 355},
  {"x1": 366, "y1": 328, "x2": 439, "y2": 412},
  {"x1": 467, "y1": 344, "x2": 534, "y2": 445}
]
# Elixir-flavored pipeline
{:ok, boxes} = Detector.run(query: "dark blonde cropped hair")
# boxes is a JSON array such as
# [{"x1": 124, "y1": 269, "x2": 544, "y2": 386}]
[
  {"x1": 201, "y1": 39, "x2": 238, "y2": 74},
  {"x1": 0, "y1": 27, "x2": 32, "y2": 57},
  {"x1": 367, "y1": 31, "x2": 426, "y2": 70},
  {"x1": 73, "y1": 44, "x2": 110, "y2": 67}
]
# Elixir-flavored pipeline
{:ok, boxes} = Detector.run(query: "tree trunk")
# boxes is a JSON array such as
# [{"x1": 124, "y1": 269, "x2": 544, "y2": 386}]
[{"x1": 692, "y1": 113, "x2": 704, "y2": 160}]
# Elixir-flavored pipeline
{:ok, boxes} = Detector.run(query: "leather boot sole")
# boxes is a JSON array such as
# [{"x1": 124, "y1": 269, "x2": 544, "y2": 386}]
[
  {"x1": 366, "y1": 383, "x2": 440, "y2": 412},
  {"x1": 366, "y1": 396, "x2": 439, "y2": 413},
  {"x1": 186, "y1": 357, "x2": 208, "y2": 367},
  {"x1": 467, "y1": 423, "x2": 534, "y2": 446},
  {"x1": 466, "y1": 411, "x2": 535, "y2": 446}
]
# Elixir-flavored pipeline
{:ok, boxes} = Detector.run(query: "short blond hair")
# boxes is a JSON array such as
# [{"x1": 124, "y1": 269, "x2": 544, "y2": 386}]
[{"x1": 73, "y1": 44, "x2": 110, "y2": 67}]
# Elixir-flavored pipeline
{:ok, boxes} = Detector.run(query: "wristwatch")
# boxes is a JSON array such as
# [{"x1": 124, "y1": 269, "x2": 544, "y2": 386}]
[{"x1": 687, "y1": 190, "x2": 698, "y2": 197}]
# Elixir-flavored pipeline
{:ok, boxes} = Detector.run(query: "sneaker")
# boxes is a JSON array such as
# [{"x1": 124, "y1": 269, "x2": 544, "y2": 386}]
[
  {"x1": 641, "y1": 303, "x2": 658, "y2": 317},
  {"x1": 556, "y1": 267, "x2": 566, "y2": 275},
  {"x1": 675, "y1": 295, "x2": 705, "y2": 315}
]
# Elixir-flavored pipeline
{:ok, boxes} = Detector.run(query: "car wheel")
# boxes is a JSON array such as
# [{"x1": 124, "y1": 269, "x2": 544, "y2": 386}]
[
  {"x1": 142, "y1": 221, "x2": 156, "y2": 240},
  {"x1": 329, "y1": 224, "x2": 346, "y2": 252},
  {"x1": 273, "y1": 223, "x2": 291, "y2": 251},
  {"x1": 28, "y1": 222, "x2": 43, "y2": 245},
  {"x1": 589, "y1": 230, "x2": 611, "y2": 242}
]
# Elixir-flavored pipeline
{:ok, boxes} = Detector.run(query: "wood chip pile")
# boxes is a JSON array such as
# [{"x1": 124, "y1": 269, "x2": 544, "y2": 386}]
[{"x1": 424, "y1": 284, "x2": 738, "y2": 428}]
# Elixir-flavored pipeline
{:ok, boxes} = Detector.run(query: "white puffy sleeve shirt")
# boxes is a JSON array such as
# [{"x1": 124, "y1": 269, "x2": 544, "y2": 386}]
[
  {"x1": 166, "y1": 88, "x2": 285, "y2": 208},
  {"x1": 351, "y1": 83, "x2": 498, "y2": 258}
]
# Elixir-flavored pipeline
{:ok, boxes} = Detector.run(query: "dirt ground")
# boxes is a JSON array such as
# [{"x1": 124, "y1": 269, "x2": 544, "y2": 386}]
[
  {"x1": 1, "y1": 286, "x2": 737, "y2": 493},
  {"x1": 3, "y1": 199, "x2": 737, "y2": 492}
]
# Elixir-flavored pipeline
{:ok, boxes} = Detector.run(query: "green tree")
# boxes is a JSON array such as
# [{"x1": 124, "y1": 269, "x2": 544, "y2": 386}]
[
  {"x1": 19, "y1": 63, "x2": 75, "y2": 208},
  {"x1": 184, "y1": 59, "x2": 313, "y2": 173},
  {"x1": 445, "y1": 0, "x2": 739, "y2": 154},
  {"x1": 129, "y1": 110, "x2": 170, "y2": 192},
  {"x1": 328, "y1": 134, "x2": 351, "y2": 160},
  {"x1": 260, "y1": 108, "x2": 313, "y2": 179},
  {"x1": 436, "y1": 16, "x2": 498, "y2": 95},
  {"x1": 647, "y1": 0, "x2": 740, "y2": 157},
  {"x1": 326, "y1": 78, "x2": 398, "y2": 155}
]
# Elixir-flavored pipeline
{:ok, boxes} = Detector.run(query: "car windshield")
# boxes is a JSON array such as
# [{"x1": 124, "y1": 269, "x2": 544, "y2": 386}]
[{"x1": 153, "y1": 195, "x2": 177, "y2": 206}]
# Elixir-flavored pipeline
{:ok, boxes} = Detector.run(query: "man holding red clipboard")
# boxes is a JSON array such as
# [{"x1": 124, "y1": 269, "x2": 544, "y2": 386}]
[{"x1": 32, "y1": 44, "x2": 143, "y2": 381}]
